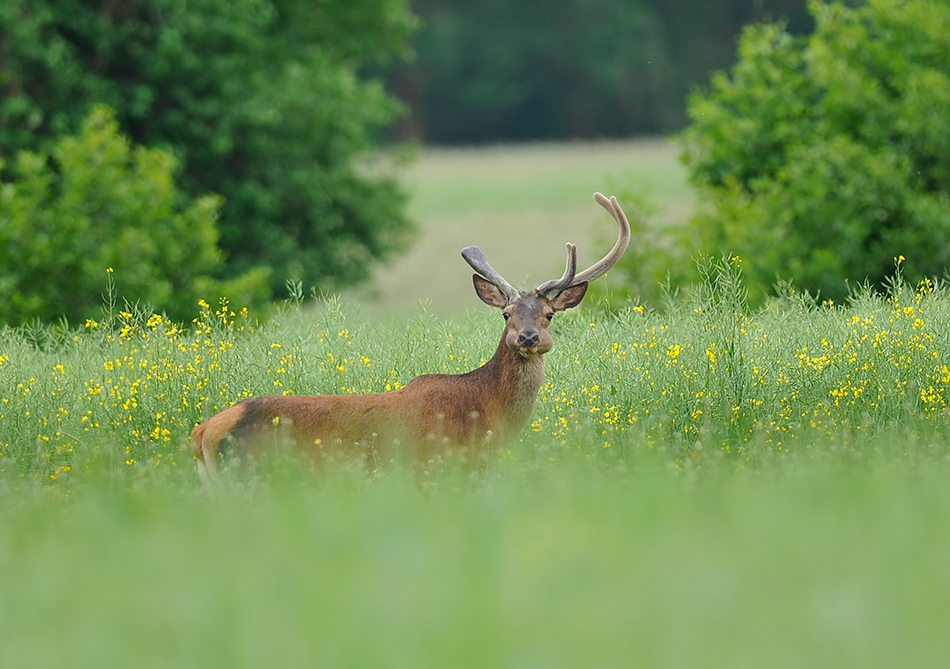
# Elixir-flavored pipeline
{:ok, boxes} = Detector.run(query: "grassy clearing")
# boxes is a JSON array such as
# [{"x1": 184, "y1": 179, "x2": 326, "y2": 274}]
[
  {"x1": 3, "y1": 255, "x2": 950, "y2": 665},
  {"x1": 348, "y1": 138, "x2": 690, "y2": 318}
]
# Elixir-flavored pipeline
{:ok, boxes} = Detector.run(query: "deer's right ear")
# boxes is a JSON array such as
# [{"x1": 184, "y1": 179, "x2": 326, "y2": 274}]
[{"x1": 473, "y1": 275, "x2": 510, "y2": 309}]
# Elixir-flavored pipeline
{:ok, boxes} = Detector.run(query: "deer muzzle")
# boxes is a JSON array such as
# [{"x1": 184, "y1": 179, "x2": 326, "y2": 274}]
[{"x1": 518, "y1": 330, "x2": 540, "y2": 348}]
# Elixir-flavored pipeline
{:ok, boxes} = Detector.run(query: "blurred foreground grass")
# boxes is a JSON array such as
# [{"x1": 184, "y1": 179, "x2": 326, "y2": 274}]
[{"x1": 2, "y1": 455, "x2": 949, "y2": 668}]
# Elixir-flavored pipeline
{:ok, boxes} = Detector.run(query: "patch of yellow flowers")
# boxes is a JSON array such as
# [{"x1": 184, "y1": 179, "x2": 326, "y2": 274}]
[
  {"x1": 527, "y1": 276, "x2": 950, "y2": 456},
  {"x1": 4, "y1": 273, "x2": 950, "y2": 480}
]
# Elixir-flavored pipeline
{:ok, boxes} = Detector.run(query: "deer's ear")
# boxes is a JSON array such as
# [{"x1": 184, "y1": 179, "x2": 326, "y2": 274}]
[
  {"x1": 473, "y1": 275, "x2": 510, "y2": 308},
  {"x1": 549, "y1": 282, "x2": 588, "y2": 311}
]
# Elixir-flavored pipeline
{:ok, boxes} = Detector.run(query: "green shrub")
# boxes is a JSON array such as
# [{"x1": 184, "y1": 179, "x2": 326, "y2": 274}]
[
  {"x1": 0, "y1": 105, "x2": 267, "y2": 326},
  {"x1": 683, "y1": 0, "x2": 950, "y2": 304}
]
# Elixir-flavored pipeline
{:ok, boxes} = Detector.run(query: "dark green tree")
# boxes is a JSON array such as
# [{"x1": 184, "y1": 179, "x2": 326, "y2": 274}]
[
  {"x1": 0, "y1": 0, "x2": 416, "y2": 297},
  {"x1": 683, "y1": 0, "x2": 950, "y2": 303}
]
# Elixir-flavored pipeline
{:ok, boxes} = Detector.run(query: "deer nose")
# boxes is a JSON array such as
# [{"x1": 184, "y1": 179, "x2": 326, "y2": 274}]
[{"x1": 518, "y1": 330, "x2": 540, "y2": 347}]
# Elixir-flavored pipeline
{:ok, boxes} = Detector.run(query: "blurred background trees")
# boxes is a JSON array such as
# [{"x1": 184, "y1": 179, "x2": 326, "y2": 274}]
[{"x1": 388, "y1": 0, "x2": 812, "y2": 142}]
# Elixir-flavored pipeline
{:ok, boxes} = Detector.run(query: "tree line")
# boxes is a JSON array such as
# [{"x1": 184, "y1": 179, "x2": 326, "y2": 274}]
[{"x1": 387, "y1": 0, "x2": 812, "y2": 143}]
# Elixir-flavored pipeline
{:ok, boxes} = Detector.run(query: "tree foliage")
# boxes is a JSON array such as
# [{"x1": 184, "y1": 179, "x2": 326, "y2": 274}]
[
  {"x1": 683, "y1": 0, "x2": 950, "y2": 303},
  {"x1": 0, "y1": 105, "x2": 266, "y2": 326},
  {"x1": 0, "y1": 0, "x2": 416, "y2": 298}
]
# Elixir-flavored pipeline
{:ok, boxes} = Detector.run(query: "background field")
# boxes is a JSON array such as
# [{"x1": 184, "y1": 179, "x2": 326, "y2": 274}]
[
  {"x1": 3, "y1": 141, "x2": 950, "y2": 667},
  {"x1": 347, "y1": 138, "x2": 690, "y2": 317}
]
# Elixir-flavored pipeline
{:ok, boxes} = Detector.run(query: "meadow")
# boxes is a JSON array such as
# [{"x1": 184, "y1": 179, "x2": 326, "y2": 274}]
[
  {"x1": 2, "y1": 142, "x2": 950, "y2": 667},
  {"x1": 347, "y1": 138, "x2": 690, "y2": 318}
]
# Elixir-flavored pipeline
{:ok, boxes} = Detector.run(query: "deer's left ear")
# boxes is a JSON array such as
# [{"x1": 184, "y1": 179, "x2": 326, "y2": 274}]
[{"x1": 549, "y1": 282, "x2": 588, "y2": 312}]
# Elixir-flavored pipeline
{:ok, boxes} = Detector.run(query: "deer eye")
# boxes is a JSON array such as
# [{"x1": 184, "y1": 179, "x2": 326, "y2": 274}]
[
  {"x1": 545, "y1": 312, "x2": 554, "y2": 321},
  {"x1": 502, "y1": 312, "x2": 511, "y2": 321}
]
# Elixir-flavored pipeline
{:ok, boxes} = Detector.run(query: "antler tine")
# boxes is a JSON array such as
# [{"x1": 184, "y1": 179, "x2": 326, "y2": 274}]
[
  {"x1": 461, "y1": 245, "x2": 520, "y2": 300},
  {"x1": 536, "y1": 243, "x2": 577, "y2": 297},
  {"x1": 571, "y1": 192, "x2": 631, "y2": 286}
]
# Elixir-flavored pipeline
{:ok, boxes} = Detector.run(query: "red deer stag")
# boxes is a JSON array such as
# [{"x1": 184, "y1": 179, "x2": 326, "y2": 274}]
[{"x1": 191, "y1": 192, "x2": 630, "y2": 478}]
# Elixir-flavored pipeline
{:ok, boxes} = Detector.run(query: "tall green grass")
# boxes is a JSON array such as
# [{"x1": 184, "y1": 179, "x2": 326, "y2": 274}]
[{"x1": 3, "y1": 258, "x2": 950, "y2": 666}]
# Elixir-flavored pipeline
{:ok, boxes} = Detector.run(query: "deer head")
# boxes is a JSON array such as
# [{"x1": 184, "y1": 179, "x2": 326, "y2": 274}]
[{"x1": 461, "y1": 192, "x2": 630, "y2": 358}]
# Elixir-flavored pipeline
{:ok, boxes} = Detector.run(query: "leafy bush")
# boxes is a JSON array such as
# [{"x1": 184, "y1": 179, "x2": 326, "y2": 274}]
[
  {"x1": 683, "y1": 0, "x2": 950, "y2": 303},
  {"x1": 0, "y1": 0, "x2": 416, "y2": 297},
  {"x1": 0, "y1": 105, "x2": 267, "y2": 326}
]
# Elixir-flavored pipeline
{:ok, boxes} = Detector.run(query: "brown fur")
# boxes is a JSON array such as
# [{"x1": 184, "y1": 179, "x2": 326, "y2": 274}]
[{"x1": 191, "y1": 303, "x2": 555, "y2": 478}]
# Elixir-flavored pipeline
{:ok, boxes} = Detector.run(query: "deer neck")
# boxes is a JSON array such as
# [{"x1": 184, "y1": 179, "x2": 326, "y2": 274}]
[{"x1": 477, "y1": 332, "x2": 546, "y2": 433}]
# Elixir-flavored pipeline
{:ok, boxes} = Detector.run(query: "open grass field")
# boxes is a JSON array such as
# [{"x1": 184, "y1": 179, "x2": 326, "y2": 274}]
[
  {"x1": 347, "y1": 138, "x2": 690, "y2": 318},
  {"x1": 3, "y1": 142, "x2": 950, "y2": 666}
]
